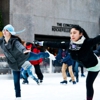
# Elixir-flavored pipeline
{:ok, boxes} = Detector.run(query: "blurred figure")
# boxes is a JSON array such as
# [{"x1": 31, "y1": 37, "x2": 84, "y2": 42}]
[
  {"x1": 94, "y1": 44, "x2": 100, "y2": 58},
  {"x1": 21, "y1": 61, "x2": 39, "y2": 84},
  {"x1": 22, "y1": 42, "x2": 44, "y2": 84},
  {"x1": 73, "y1": 61, "x2": 85, "y2": 83},
  {"x1": 56, "y1": 49, "x2": 76, "y2": 84}
]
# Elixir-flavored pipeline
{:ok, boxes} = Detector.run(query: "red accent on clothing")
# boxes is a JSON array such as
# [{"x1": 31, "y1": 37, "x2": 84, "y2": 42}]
[
  {"x1": 29, "y1": 48, "x2": 43, "y2": 65},
  {"x1": 26, "y1": 44, "x2": 32, "y2": 50}
]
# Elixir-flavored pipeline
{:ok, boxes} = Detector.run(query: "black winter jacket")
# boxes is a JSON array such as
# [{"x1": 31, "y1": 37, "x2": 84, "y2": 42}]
[
  {"x1": 43, "y1": 35, "x2": 100, "y2": 68},
  {"x1": 94, "y1": 45, "x2": 100, "y2": 56},
  {"x1": 0, "y1": 36, "x2": 30, "y2": 71}
]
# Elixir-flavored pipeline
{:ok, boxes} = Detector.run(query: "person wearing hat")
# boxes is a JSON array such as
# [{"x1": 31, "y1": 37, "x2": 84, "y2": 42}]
[{"x1": 0, "y1": 24, "x2": 49, "y2": 100}]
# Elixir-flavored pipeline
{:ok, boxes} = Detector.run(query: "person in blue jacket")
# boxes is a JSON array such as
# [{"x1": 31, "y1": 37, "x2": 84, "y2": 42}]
[
  {"x1": 94, "y1": 44, "x2": 100, "y2": 57},
  {"x1": 60, "y1": 49, "x2": 76, "y2": 84},
  {"x1": 56, "y1": 49, "x2": 76, "y2": 84}
]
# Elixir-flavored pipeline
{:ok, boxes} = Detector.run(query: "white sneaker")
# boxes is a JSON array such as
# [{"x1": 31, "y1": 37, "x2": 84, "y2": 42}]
[{"x1": 15, "y1": 97, "x2": 21, "y2": 100}]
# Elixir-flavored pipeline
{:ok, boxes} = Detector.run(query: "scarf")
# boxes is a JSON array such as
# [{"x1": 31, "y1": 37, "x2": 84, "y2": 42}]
[{"x1": 69, "y1": 36, "x2": 86, "y2": 50}]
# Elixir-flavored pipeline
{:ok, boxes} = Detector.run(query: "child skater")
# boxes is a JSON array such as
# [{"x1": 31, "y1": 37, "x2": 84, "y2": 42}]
[
  {"x1": 1, "y1": 24, "x2": 49, "y2": 100},
  {"x1": 37, "y1": 25, "x2": 100, "y2": 100}
]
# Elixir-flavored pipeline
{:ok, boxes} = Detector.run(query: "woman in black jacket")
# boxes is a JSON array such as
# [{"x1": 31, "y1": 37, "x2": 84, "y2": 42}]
[{"x1": 38, "y1": 25, "x2": 100, "y2": 100}]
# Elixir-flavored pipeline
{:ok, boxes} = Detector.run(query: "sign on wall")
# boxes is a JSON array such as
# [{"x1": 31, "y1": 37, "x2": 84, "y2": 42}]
[{"x1": 52, "y1": 23, "x2": 76, "y2": 32}]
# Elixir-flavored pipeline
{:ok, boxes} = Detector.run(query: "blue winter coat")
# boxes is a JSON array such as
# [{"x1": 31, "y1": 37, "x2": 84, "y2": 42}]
[{"x1": 56, "y1": 49, "x2": 73, "y2": 66}]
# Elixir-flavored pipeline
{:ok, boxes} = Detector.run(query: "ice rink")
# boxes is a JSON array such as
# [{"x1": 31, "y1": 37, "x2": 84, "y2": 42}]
[{"x1": 0, "y1": 72, "x2": 100, "y2": 100}]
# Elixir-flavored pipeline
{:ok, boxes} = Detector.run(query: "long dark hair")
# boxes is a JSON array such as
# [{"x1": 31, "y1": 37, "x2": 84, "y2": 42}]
[
  {"x1": 11, "y1": 35, "x2": 25, "y2": 45},
  {"x1": 70, "y1": 25, "x2": 89, "y2": 39}
]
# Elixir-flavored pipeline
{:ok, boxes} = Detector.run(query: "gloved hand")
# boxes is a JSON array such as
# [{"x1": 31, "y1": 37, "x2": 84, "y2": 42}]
[{"x1": 45, "y1": 50, "x2": 55, "y2": 60}]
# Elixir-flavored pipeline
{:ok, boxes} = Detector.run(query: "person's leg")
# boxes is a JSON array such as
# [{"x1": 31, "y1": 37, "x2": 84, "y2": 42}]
[
  {"x1": 26, "y1": 65, "x2": 39, "y2": 84},
  {"x1": 21, "y1": 70, "x2": 29, "y2": 84},
  {"x1": 74, "y1": 61, "x2": 79, "y2": 82},
  {"x1": 21, "y1": 70, "x2": 28, "y2": 79},
  {"x1": 68, "y1": 65, "x2": 76, "y2": 84},
  {"x1": 66, "y1": 70, "x2": 70, "y2": 77},
  {"x1": 34, "y1": 64, "x2": 44, "y2": 82},
  {"x1": 86, "y1": 71, "x2": 99, "y2": 100},
  {"x1": 72, "y1": 60, "x2": 75, "y2": 73},
  {"x1": 20, "y1": 68, "x2": 24, "y2": 79},
  {"x1": 13, "y1": 71, "x2": 21, "y2": 98},
  {"x1": 27, "y1": 52, "x2": 49, "y2": 61},
  {"x1": 60, "y1": 63, "x2": 67, "y2": 84},
  {"x1": 80, "y1": 64, "x2": 85, "y2": 77}
]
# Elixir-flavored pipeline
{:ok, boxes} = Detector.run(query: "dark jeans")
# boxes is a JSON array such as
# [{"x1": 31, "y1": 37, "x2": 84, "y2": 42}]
[
  {"x1": 73, "y1": 61, "x2": 79, "y2": 80},
  {"x1": 34, "y1": 64, "x2": 43, "y2": 80},
  {"x1": 13, "y1": 71, "x2": 21, "y2": 97},
  {"x1": 73, "y1": 61, "x2": 85, "y2": 79},
  {"x1": 12, "y1": 50, "x2": 49, "y2": 97},
  {"x1": 80, "y1": 64, "x2": 84, "y2": 74}
]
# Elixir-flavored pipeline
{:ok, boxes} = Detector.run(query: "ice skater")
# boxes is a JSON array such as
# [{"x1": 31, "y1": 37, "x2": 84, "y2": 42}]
[
  {"x1": 21, "y1": 61, "x2": 39, "y2": 84},
  {"x1": 56, "y1": 49, "x2": 76, "y2": 84},
  {"x1": 25, "y1": 42, "x2": 44, "y2": 83},
  {"x1": 1, "y1": 24, "x2": 49, "y2": 100},
  {"x1": 37, "y1": 25, "x2": 100, "y2": 100}
]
